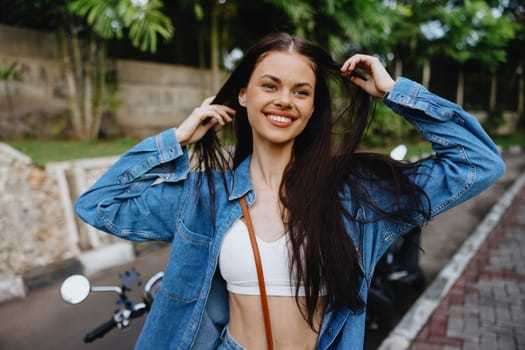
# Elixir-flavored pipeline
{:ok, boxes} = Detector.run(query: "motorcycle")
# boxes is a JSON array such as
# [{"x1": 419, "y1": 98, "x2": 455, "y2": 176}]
[
  {"x1": 60, "y1": 267, "x2": 163, "y2": 343},
  {"x1": 366, "y1": 227, "x2": 426, "y2": 330}
]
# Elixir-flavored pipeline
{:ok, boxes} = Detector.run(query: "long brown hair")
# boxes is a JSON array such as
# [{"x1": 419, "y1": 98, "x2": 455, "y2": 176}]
[{"x1": 192, "y1": 32, "x2": 430, "y2": 328}]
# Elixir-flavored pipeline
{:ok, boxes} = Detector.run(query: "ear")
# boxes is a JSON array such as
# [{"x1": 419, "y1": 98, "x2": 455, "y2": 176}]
[{"x1": 238, "y1": 88, "x2": 247, "y2": 107}]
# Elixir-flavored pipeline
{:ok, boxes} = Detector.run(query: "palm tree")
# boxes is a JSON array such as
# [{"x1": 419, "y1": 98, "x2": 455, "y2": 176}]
[{"x1": 62, "y1": 0, "x2": 174, "y2": 140}]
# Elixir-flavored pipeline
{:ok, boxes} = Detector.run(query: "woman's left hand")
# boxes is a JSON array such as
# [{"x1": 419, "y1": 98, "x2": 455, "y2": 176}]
[{"x1": 340, "y1": 54, "x2": 395, "y2": 98}]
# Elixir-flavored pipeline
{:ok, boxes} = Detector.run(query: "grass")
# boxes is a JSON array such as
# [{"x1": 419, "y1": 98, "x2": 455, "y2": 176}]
[{"x1": 4, "y1": 138, "x2": 137, "y2": 166}]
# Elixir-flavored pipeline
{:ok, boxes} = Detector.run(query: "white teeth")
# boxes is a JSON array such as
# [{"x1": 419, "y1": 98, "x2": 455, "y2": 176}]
[{"x1": 267, "y1": 114, "x2": 292, "y2": 123}]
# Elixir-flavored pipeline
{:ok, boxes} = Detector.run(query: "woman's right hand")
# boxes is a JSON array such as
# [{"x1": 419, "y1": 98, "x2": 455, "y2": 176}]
[{"x1": 175, "y1": 97, "x2": 236, "y2": 145}]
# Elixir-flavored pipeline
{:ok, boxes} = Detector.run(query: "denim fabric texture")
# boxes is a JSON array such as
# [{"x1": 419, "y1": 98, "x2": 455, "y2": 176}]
[
  {"x1": 217, "y1": 326, "x2": 246, "y2": 350},
  {"x1": 75, "y1": 78, "x2": 505, "y2": 349}
]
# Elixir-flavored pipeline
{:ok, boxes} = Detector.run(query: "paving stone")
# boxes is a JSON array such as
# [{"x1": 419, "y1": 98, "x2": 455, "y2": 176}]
[
  {"x1": 463, "y1": 316, "x2": 480, "y2": 333},
  {"x1": 407, "y1": 175, "x2": 525, "y2": 350},
  {"x1": 447, "y1": 317, "x2": 464, "y2": 335},
  {"x1": 497, "y1": 335, "x2": 517, "y2": 350},
  {"x1": 478, "y1": 305, "x2": 495, "y2": 323},
  {"x1": 495, "y1": 305, "x2": 512, "y2": 322},
  {"x1": 462, "y1": 341, "x2": 479, "y2": 350},
  {"x1": 480, "y1": 334, "x2": 498, "y2": 350}
]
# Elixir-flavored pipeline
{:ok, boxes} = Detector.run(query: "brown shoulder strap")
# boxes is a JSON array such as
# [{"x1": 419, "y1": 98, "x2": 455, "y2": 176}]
[{"x1": 239, "y1": 197, "x2": 274, "y2": 350}]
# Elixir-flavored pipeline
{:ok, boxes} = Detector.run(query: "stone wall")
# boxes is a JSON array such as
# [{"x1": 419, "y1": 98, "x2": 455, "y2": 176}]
[
  {"x1": 0, "y1": 24, "x2": 69, "y2": 138},
  {"x1": 0, "y1": 144, "x2": 76, "y2": 300},
  {"x1": 0, "y1": 144, "x2": 77, "y2": 278},
  {"x1": 115, "y1": 59, "x2": 217, "y2": 138},
  {"x1": 0, "y1": 23, "x2": 218, "y2": 139},
  {"x1": 0, "y1": 143, "x2": 134, "y2": 302}
]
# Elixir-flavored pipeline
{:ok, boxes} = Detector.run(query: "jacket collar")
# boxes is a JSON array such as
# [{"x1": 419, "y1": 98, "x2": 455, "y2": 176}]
[{"x1": 229, "y1": 155, "x2": 253, "y2": 201}]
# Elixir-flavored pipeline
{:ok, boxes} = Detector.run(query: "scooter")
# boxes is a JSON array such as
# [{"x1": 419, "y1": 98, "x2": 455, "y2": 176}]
[{"x1": 60, "y1": 267, "x2": 163, "y2": 343}]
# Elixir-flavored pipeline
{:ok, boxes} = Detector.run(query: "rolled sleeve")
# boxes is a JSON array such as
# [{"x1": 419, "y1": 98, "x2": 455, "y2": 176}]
[
  {"x1": 74, "y1": 128, "x2": 192, "y2": 242},
  {"x1": 384, "y1": 78, "x2": 505, "y2": 217}
]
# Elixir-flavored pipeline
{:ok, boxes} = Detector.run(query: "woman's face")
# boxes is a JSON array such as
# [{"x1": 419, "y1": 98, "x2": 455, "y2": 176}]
[{"x1": 238, "y1": 50, "x2": 316, "y2": 148}]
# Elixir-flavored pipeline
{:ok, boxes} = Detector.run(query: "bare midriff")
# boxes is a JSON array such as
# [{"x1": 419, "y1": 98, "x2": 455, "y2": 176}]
[{"x1": 228, "y1": 293, "x2": 326, "y2": 350}]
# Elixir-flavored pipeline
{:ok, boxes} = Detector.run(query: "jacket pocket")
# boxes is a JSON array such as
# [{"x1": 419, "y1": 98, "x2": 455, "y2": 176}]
[{"x1": 160, "y1": 218, "x2": 211, "y2": 302}]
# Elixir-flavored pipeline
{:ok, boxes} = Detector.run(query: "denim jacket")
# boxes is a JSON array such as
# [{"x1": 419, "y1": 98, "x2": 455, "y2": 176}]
[{"x1": 75, "y1": 78, "x2": 504, "y2": 349}]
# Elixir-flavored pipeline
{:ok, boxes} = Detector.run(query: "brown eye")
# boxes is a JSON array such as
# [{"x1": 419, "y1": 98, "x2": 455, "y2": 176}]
[
  {"x1": 262, "y1": 83, "x2": 277, "y2": 90},
  {"x1": 295, "y1": 90, "x2": 310, "y2": 96}
]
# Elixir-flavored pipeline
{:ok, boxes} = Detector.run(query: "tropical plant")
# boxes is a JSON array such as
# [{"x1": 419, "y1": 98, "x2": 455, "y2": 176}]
[
  {"x1": 59, "y1": 0, "x2": 174, "y2": 140},
  {"x1": 68, "y1": 0, "x2": 173, "y2": 53},
  {"x1": 436, "y1": 1, "x2": 516, "y2": 107},
  {"x1": 263, "y1": 0, "x2": 396, "y2": 61},
  {"x1": 182, "y1": 0, "x2": 237, "y2": 92}
]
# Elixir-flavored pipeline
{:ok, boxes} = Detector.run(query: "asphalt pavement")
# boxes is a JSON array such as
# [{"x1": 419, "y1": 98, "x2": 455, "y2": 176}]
[{"x1": 0, "y1": 244, "x2": 170, "y2": 350}]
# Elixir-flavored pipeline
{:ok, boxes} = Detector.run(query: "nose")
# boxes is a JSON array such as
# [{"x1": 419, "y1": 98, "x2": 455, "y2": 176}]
[{"x1": 274, "y1": 90, "x2": 292, "y2": 108}]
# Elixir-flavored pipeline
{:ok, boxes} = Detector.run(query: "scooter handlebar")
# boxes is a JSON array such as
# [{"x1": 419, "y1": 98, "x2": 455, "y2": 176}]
[{"x1": 83, "y1": 318, "x2": 117, "y2": 343}]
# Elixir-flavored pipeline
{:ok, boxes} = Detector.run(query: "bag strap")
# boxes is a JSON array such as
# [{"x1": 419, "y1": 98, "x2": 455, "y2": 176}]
[{"x1": 239, "y1": 197, "x2": 274, "y2": 350}]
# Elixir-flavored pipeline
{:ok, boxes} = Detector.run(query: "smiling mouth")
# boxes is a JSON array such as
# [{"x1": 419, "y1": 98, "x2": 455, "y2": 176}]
[{"x1": 266, "y1": 114, "x2": 294, "y2": 124}]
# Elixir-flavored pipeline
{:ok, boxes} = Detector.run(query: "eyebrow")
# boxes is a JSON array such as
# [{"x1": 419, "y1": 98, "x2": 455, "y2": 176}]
[{"x1": 259, "y1": 74, "x2": 314, "y2": 89}]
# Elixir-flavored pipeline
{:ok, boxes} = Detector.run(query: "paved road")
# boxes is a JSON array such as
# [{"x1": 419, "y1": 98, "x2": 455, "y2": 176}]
[
  {"x1": 0, "y1": 152, "x2": 523, "y2": 350},
  {"x1": 0, "y1": 245, "x2": 171, "y2": 350}
]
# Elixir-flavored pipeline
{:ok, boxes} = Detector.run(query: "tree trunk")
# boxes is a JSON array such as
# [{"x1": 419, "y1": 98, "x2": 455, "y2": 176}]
[
  {"x1": 489, "y1": 73, "x2": 497, "y2": 112},
  {"x1": 422, "y1": 59, "x2": 431, "y2": 88},
  {"x1": 90, "y1": 42, "x2": 106, "y2": 140},
  {"x1": 519, "y1": 68, "x2": 524, "y2": 130},
  {"x1": 518, "y1": 67, "x2": 524, "y2": 115},
  {"x1": 58, "y1": 28, "x2": 84, "y2": 140},
  {"x1": 83, "y1": 35, "x2": 94, "y2": 139},
  {"x1": 394, "y1": 58, "x2": 403, "y2": 79},
  {"x1": 210, "y1": 4, "x2": 220, "y2": 93},
  {"x1": 456, "y1": 69, "x2": 464, "y2": 106},
  {"x1": 197, "y1": 30, "x2": 208, "y2": 99},
  {"x1": 71, "y1": 33, "x2": 83, "y2": 92},
  {"x1": 58, "y1": 27, "x2": 108, "y2": 141},
  {"x1": 3, "y1": 81, "x2": 14, "y2": 120}
]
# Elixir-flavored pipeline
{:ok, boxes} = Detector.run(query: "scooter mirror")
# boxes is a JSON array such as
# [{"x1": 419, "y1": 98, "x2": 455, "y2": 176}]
[
  {"x1": 390, "y1": 144, "x2": 407, "y2": 161},
  {"x1": 60, "y1": 274, "x2": 91, "y2": 304}
]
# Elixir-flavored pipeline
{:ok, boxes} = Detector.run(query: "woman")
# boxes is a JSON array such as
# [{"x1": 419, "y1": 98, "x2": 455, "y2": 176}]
[{"x1": 75, "y1": 33, "x2": 504, "y2": 349}]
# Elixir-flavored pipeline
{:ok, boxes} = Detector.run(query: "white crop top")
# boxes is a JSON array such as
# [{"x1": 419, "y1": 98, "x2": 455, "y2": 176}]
[{"x1": 219, "y1": 219, "x2": 306, "y2": 296}]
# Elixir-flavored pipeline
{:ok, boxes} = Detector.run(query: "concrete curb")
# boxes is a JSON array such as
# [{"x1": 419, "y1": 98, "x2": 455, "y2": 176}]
[
  {"x1": 378, "y1": 169, "x2": 525, "y2": 350},
  {"x1": 0, "y1": 242, "x2": 135, "y2": 303},
  {"x1": 78, "y1": 242, "x2": 135, "y2": 275}
]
